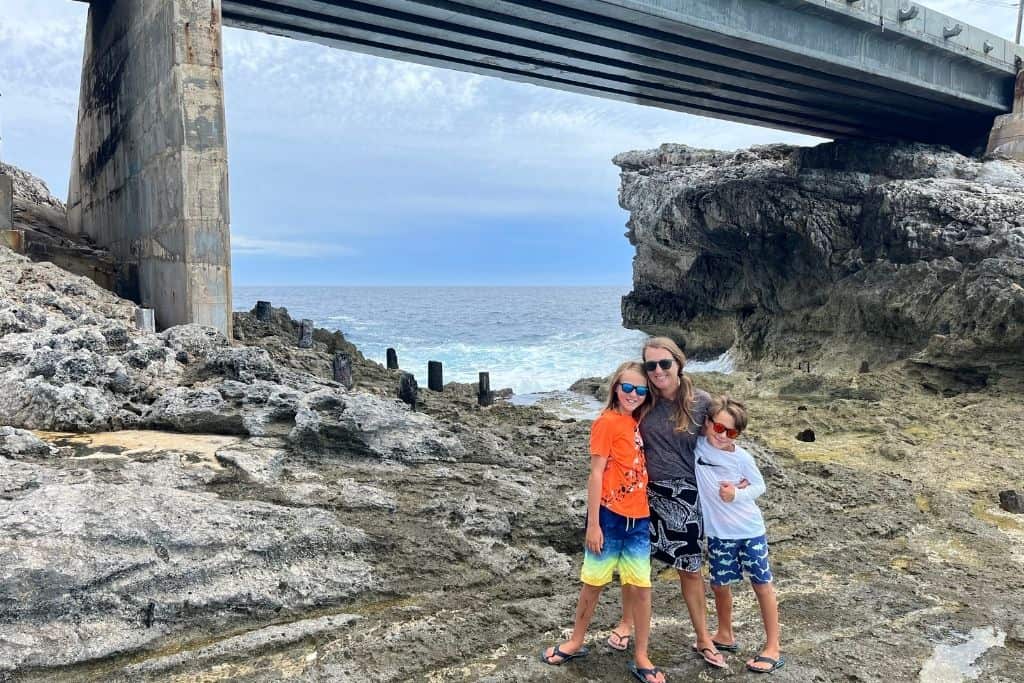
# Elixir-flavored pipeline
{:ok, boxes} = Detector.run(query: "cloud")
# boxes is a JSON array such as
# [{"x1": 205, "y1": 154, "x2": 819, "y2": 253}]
[{"x1": 231, "y1": 235, "x2": 357, "y2": 258}]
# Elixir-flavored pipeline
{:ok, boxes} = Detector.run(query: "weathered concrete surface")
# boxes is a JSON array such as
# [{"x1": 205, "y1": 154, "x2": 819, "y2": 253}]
[
  {"x1": 987, "y1": 70, "x2": 1024, "y2": 160},
  {"x1": 67, "y1": 0, "x2": 231, "y2": 337},
  {"x1": 221, "y1": 0, "x2": 1022, "y2": 148},
  {"x1": 0, "y1": 174, "x2": 12, "y2": 231}
]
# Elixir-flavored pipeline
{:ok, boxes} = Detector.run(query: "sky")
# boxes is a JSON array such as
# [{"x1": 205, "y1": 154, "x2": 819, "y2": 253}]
[{"x1": 0, "y1": 1, "x2": 1018, "y2": 286}]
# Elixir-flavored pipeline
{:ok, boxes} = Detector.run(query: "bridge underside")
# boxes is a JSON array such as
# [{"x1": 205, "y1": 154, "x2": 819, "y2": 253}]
[
  {"x1": 66, "y1": 0, "x2": 1022, "y2": 336},
  {"x1": 221, "y1": 0, "x2": 1020, "y2": 148}
]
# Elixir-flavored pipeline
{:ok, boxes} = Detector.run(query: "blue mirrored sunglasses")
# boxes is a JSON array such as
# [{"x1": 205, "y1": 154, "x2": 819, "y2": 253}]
[{"x1": 619, "y1": 383, "x2": 648, "y2": 396}]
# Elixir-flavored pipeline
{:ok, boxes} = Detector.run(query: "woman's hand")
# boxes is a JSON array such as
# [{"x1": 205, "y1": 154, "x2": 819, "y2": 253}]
[{"x1": 586, "y1": 524, "x2": 604, "y2": 555}]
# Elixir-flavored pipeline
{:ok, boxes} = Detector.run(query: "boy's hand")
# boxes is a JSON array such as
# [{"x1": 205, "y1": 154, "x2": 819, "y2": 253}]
[
  {"x1": 586, "y1": 525, "x2": 604, "y2": 555},
  {"x1": 737, "y1": 478, "x2": 750, "y2": 489},
  {"x1": 719, "y1": 481, "x2": 737, "y2": 502}
]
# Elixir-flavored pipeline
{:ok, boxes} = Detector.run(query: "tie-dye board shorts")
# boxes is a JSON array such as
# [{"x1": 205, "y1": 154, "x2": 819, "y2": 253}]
[
  {"x1": 581, "y1": 506, "x2": 652, "y2": 588},
  {"x1": 707, "y1": 534, "x2": 773, "y2": 586}
]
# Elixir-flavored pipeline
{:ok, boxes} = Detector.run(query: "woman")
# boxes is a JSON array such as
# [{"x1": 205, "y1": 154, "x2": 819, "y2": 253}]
[{"x1": 608, "y1": 337, "x2": 726, "y2": 670}]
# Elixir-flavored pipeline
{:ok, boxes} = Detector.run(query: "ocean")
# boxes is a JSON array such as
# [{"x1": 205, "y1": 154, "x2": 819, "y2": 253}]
[{"x1": 234, "y1": 286, "x2": 731, "y2": 413}]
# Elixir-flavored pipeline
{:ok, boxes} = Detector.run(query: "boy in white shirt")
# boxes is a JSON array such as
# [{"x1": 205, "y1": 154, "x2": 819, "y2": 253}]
[{"x1": 694, "y1": 395, "x2": 784, "y2": 674}]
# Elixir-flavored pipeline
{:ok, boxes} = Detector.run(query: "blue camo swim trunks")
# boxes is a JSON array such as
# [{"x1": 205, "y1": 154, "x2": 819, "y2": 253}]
[{"x1": 707, "y1": 534, "x2": 773, "y2": 586}]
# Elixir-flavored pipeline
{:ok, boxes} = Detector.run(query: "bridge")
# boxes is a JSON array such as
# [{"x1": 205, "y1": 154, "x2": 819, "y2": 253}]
[{"x1": 65, "y1": 0, "x2": 1024, "y2": 336}]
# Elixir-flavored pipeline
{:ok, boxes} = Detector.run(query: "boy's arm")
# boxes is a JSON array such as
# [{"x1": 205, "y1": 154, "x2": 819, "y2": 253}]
[
  {"x1": 585, "y1": 456, "x2": 608, "y2": 554},
  {"x1": 732, "y1": 451, "x2": 766, "y2": 502}
]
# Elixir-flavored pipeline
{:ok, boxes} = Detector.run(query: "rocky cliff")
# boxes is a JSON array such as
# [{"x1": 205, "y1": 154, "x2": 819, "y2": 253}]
[
  {"x1": 0, "y1": 162, "x2": 117, "y2": 292},
  {"x1": 616, "y1": 142, "x2": 1024, "y2": 375}
]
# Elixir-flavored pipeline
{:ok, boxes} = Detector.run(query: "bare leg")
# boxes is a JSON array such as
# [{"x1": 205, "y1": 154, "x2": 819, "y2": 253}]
[
  {"x1": 680, "y1": 570, "x2": 724, "y2": 666},
  {"x1": 710, "y1": 583, "x2": 736, "y2": 645},
  {"x1": 542, "y1": 583, "x2": 604, "y2": 663},
  {"x1": 609, "y1": 585, "x2": 634, "y2": 648},
  {"x1": 747, "y1": 581, "x2": 782, "y2": 671},
  {"x1": 624, "y1": 585, "x2": 665, "y2": 682}
]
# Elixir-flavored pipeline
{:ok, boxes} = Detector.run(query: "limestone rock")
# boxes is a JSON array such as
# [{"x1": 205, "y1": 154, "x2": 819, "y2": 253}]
[
  {"x1": 0, "y1": 470, "x2": 371, "y2": 672},
  {"x1": 0, "y1": 427, "x2": 59, "y2": 459},
  {"x1": 615, "y1": 141, "x2": 1024, "y2": 374}
]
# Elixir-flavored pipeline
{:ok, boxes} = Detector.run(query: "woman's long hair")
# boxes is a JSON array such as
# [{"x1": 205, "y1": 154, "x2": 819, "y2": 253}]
[
  {"x1": 604, "y1": 360, "x2": 652, "y2": 418},
  {"x1": 642, "y1": 337, "x2": 695, "y2": 432}
]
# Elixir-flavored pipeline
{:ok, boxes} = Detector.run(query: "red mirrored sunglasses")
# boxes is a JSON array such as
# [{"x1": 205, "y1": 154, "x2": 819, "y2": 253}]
[{"x1": 709, "y1": 420, "x2": 740, "y2": 439}]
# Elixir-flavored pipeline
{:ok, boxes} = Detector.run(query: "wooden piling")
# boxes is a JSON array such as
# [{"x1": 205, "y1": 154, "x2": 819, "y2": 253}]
[
  {"x1": 428, "y1": 361, "x2": 443, "y2": 391},
  {"x1": 333, "y1": 352, "x2": 353, "y2": 388},
  {"x1": 478, "y1": 372, "x2": 493, "y2": 407},
  {"x1": 399, "y1": 372, "x2": 418, "y2": 410},
  {"x1": 255, "y1": 300, "x2": 272, "y2": 322},
  {"x1": 298, "y1": 319, "x2": 314, "y2": 348},
  {"x1": 386, "y1": 348, "x2": 399, "y2": 369}
]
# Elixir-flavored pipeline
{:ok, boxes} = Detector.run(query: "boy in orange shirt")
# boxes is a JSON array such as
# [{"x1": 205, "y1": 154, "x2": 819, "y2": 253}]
[{"x1": 541, "y1": 361, "x2": 666, "y2": 683}]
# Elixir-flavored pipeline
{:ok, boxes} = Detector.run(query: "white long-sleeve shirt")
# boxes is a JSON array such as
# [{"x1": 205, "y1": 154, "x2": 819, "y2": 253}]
[{"x1": 694, "y1": 436, "x2": 767, "y2": 539}]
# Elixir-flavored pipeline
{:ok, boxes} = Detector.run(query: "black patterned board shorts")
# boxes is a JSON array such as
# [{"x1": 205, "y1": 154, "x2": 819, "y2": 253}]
[{"x1": 648, "y1": 478, "x2": 704, "y2": 573}]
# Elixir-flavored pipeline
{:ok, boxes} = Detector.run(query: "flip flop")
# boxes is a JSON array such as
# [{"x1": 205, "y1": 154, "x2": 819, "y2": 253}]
[
  {"x1": 539, "y1": 644, "x2": 590, "y2": 666},
  {"x1": 697, "y1": 646, "x2": 727, "y2": 669},
  {"x1": 691, "y1": 641, "x2": 740, "y2": 654},
  {"x1": 628, "y1": 661, "x2": 667, "y2": 683},
  {"x1": 747, "y1": 654, "x2": 785, "y2": 673},
  {"x1": 607, "y1": 630, "x2": 631, "y2": 651},
  {"x1": 713, "y1": 639, "x2": 740, "y2": 652}
]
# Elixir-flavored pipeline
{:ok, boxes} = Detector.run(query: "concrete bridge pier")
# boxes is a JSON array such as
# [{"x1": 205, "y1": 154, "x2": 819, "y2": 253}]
[
  {"x1": 987, "y1": 68, "x2": 1024, "y2": 160},
  {"x1": 67, "y1": 0, "x2": 232, "y2": 337}
]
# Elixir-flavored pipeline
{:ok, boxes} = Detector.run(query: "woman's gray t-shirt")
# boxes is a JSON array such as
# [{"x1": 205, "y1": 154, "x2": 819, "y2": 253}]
[{"x1": 640, "y1": 389, "x2": 711, "y2": 484}]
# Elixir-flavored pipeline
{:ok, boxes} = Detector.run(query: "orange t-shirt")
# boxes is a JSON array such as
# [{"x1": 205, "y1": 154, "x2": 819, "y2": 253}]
[{"x1": 589, "y1": 409, "x2": 649, "y2": 519}]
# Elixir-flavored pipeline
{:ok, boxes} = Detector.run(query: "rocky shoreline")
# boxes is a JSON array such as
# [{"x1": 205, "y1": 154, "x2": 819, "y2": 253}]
[
  {"x1": 616, "y1": 142, "x2": 1024, "y2": 376},
  {"x1": 1, "y1": 146, "x2": 1023, "y2": 681}
]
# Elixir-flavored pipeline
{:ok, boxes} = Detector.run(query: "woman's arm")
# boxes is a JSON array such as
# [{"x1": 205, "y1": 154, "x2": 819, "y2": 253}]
[{"x1": 586, "y1": 456, "x2": 608, "y2": 554}]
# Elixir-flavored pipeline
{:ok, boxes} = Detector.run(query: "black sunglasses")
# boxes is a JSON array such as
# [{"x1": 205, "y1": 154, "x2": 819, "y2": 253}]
[{"x1": 643, "y1": 359, "x2": 674, "y2": 372}]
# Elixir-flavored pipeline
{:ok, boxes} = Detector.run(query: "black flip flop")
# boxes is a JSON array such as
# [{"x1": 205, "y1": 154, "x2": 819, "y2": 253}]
[
  {"x1": 712, "y1": 639, "x2": 740, "y2": 652},
  {"x1": 747, "y1": 654, "x2": 785, "y2": 673},
  {"x1": 540, "y1": 644, "x2": 590, "y2": 666},
  {"x1": 628, "y1": 661, "x2": 667, "y2": 683}
]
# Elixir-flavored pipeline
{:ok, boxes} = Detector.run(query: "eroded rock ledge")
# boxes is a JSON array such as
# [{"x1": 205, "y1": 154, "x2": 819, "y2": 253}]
[{"x1": 616, "y1": 141, "x2": 1024, "y2": 374}]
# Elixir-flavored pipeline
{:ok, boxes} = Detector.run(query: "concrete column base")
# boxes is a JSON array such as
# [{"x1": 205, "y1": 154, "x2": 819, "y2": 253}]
[
  {"x1": 68, "y1": 0, "x2": 232, "y2": 337},
  {"x1": 0, "y1": 175, "x2": 12, "y2": 232},
  {"x1": 986, "y1": 112, "x2": 1024, "y2": 160},
  {"x1": 986, "y1": 69, "x2": 1024, "y2": 160}
]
